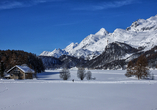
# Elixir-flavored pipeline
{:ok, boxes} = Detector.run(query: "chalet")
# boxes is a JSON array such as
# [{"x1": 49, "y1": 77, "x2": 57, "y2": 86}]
[{"x1": 7, "y1": 64, "x2": 35, "y2": 79}]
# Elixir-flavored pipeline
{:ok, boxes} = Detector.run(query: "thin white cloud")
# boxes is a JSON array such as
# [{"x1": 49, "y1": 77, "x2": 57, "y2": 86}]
[
  {"x1": 0, "y1": 0, "x2": 138, "y2": 10},
  {"x1": 74, "y1": 0, "x2": 137, "y2": 11},
  {"x1": 0, "y1": 1, "x2": 24, "y2": 10},
  {"x1": 0, "y1": 0, "x2": 60, "y2": 10}
]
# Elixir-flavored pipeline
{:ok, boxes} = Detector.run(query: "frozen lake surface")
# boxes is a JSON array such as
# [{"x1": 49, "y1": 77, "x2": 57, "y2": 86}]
[{"x1": 0, "y1": 70, "x2": 157, "y2": 110}]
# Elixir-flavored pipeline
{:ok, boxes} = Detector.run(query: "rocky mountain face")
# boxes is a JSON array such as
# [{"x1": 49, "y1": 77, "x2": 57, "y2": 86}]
[
  {"x1": 58, "y1": 55, "x2": 87, "y2": 68},
  {"x1": 40, "y1": 15, "x2": 157, "y2": 69},
  {"x1": 85, "y1": 42, "x2": 139, "y2": 69}
]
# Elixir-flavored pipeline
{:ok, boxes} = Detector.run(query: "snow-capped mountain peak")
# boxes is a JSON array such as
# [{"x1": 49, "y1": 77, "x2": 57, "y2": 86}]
[
  {"x1": 64, "y1": 42, "x2": 78, "y2": 53},
  {"x1": 74, "y1": 28, "x2": 109, "y2": 50},
  {"x1": 40, "y1": 51, "x2": 51, "y2": 56},
  {"x1": 127, "y1": 15, "x2": 157, "y2": 32},
  {"x1": 95, "y1": 28, "x2": 109, "y2": 36},
  {"x1": 44, "y1": 48, "x2": 68, "y2": 58}
]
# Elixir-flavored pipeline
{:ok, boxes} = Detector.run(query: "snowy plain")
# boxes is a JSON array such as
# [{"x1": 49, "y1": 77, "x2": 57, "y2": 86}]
[{"x1": 0, "y1": 69, "x2": 157, "y2": 110}]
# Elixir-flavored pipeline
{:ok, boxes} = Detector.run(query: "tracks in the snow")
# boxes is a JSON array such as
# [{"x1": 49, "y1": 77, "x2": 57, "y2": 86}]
[
  {"x1": 0, "y1": 83, "x2": 8, "y2": 94},
  {"x1": 0, "y1": 97, "x2": 51, "y2": 110}
]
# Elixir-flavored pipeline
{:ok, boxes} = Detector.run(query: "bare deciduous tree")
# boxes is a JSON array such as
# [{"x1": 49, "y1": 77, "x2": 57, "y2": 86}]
[
  {"x1": 86, "y1": 71, "x2": 92, "y2": 80},
  {"x1": 77, "y1": 67, "x2": 86, "y2": 80},
  {"x1": 60, "y1": 68, "x2": 70, "y2": 80}
]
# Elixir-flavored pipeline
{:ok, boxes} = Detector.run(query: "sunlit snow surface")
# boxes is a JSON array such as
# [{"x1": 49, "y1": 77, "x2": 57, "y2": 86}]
[{"x1": 0, "y1": 70, "x2": 157, "y2": 110}]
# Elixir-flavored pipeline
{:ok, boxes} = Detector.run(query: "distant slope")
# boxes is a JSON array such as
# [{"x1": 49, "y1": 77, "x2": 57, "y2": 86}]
[
  {"x1": 130, "y1": 46, "x2": 157, "y2": 68},
  {"x1": 39, "y1": 56, "x2": 62, "y2": 69},
  {"x1": 39, "y1": 55, "x2": 87, "y2": 69}
]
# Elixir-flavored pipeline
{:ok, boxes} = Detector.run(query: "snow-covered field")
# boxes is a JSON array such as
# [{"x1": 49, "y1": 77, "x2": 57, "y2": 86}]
[{"x1": 0, "y1": 69, "x2": 157, "y2": 110}]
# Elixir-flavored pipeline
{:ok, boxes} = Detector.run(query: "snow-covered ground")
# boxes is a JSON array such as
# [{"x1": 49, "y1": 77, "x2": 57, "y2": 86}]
[{"x1": 0, "y1": 70, "x2": 157, "y2": 110}]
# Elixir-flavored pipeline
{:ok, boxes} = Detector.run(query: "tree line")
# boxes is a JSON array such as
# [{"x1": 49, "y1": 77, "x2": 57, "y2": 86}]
[
  {"x1": 59, "y1": 67, "x2": 93, "y2": 81},
  {"x1": 0, "y1": 50, "x2": 45, "y2": 76}
]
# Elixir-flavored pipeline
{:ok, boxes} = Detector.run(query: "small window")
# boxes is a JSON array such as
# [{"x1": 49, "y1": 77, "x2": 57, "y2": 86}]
[{"x1": 14, "y1": 68, "x2": 20, "y2": 74}]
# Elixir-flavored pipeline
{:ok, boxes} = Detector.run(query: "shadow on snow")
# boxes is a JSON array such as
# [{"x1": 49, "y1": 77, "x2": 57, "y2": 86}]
[{"x1": 37, "y1": 72, "x2": 61, "y2": 80}]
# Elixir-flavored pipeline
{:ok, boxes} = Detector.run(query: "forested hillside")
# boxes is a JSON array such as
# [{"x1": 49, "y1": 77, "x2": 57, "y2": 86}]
[
  {"x1": 0, "y1": 50, "x2": 45, "y2": 73},
  {"x1": 39, "y1": 55, "x2": 87, "y2": 69},
  {"x1": 130, "y1": 46, "x2": 157, "y2": 68}
]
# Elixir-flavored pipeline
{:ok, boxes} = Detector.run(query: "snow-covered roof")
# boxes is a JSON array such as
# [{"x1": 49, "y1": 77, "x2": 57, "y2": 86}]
[
  {"x1": 4, "y1": 74, "x2": 10, "y2": 77},
  {"x1": 7, "y1": 65, "x2": 35, "y2": 73}
]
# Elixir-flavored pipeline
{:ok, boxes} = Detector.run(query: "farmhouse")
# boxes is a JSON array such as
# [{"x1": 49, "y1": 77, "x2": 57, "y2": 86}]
[{"x1": 7, "y1": 64, "x2": 35, "y2": 79}]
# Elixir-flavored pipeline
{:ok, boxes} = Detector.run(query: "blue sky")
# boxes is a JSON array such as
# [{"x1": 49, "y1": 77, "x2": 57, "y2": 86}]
[{"x1": 0, "y1": 0, "x2": 157, "y2": 55}]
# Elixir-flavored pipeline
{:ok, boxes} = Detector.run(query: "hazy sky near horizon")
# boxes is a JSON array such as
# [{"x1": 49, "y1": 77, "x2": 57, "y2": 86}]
[{"x1": 0, "y1": 0, "x2": 157, "y2": 55}]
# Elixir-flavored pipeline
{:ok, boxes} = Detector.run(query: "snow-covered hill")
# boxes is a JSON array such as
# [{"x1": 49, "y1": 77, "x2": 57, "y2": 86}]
[{"x1": 40, "y1": 15, "x2": 157, "y2": 59}]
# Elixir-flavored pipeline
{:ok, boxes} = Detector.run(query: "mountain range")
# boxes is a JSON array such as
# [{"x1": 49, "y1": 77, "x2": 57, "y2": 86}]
[{"x1": 40, "y1": 15, "x2": 157, "y2": 69}]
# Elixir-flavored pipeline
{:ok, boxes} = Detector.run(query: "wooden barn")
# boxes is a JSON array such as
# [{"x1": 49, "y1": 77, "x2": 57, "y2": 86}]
[{"x1": 7, "y1": 64, "x2": 35, "y2": 79}]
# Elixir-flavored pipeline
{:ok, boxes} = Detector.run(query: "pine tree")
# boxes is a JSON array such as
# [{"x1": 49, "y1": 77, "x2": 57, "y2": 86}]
[{"x1": 0, "y1": 61, "x2": 5, "y2": 78}]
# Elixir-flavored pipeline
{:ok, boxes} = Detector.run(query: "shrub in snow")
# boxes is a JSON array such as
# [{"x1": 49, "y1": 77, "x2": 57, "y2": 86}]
[
  {"x1": 60, "y1": 68, "x2": 70, "y2": 80},
  {"x1": 86, "y1": 71, "x2": 92, "y2": 80},
  {"x1": 126, "y1": 61, "x2": 134, "y2": 77},
  {"x1": 151, "y1": 73, "x2": 154, "y2": 80},
  {"x1": 125, "y1": 73, "x2": 132, "y2": 77},
  {"x1": 77, "y1": 67, "x2": 86, "y2": 80}
]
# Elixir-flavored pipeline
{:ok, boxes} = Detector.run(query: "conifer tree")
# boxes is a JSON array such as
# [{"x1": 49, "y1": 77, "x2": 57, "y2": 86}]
[{"x1": 0, "y1": 61, "x2": 5, "y2": 78}]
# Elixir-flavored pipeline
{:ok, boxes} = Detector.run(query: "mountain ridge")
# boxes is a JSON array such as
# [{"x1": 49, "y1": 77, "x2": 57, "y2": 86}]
[{"x1": 40, "y1": 15, "x2": 157, "y2": 60}]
